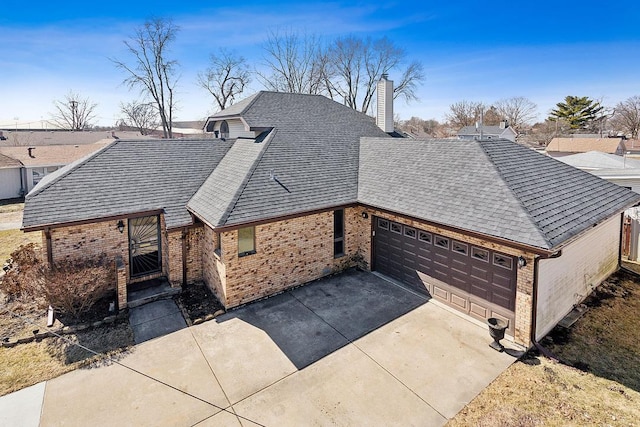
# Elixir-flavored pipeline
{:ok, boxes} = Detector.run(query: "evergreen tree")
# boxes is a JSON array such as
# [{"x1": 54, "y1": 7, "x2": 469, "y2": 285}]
[{"x1": 548, "y1": 96, "x2": 603, "y2": 130}]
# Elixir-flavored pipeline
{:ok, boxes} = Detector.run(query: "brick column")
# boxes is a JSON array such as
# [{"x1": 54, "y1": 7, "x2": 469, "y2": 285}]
[{"x1": 115, "y1": 256, "x2": 127, "y2": 310}]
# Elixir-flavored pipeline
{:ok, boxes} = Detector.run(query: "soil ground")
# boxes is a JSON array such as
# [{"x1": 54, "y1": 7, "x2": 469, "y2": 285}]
[
  {"x1": 448, "y1": 270, "x2": 640, "y2": 426},
  {"x1": 175, "y1": 282, "x2": 224, "y2": 322}
]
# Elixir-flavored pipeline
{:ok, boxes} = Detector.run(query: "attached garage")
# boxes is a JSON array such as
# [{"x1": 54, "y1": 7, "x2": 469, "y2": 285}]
[{"x1": 373, "y1": 216, "x2": 517, "y2": 332}]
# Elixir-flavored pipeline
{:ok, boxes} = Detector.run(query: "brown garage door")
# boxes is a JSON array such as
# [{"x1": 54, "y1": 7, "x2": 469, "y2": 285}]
[{"x1": 373, "y1": 217, "x2": 516, "y2": 327}]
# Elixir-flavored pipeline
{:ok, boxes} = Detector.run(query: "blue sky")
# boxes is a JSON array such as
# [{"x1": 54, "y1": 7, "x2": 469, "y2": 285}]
[{"x1": 1, "y1": 1, "x2": 639, "y2": 127}]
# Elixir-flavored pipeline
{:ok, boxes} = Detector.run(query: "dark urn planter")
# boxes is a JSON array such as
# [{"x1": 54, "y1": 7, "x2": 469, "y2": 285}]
[{"x1": 486, "y1": 318, "x2": 509, "y2": 352}]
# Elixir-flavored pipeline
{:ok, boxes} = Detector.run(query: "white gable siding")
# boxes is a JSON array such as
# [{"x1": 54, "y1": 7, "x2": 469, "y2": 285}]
[
  {"x1": 213, "y1": 119, "x2": 255, "y2": 139},
  {"x1": 0, "y1": 168, "x2": 22, "y2": 199},
  {"x1": 535, "y1": 215, "x2": 620, "y2": 340}
]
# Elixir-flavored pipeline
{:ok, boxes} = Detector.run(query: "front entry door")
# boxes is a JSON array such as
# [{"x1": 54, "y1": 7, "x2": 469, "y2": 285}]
[{"x1": 128, "y1": 215, "x2": 161, "y2": 277}]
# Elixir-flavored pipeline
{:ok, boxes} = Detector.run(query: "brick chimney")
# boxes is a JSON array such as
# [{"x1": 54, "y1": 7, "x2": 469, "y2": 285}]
[{"x1": 376, "y1": 74, "x2": 394, "y2": 133}]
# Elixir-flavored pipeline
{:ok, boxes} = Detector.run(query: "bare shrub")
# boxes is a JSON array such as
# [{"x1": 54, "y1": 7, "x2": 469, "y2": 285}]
[
  {"x1": 1, "y1": 244, "x2": 114, "y2": 321},
  {"x1": 44, "y1": 257, "x2": 114, "y2": 321},
  {"x1": 1, "y1": 244, "x2": 45, "y2": 302}
]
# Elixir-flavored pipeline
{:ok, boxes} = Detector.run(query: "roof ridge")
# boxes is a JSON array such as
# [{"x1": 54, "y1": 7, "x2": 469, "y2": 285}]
[
  {"x1": 218, "y1": 129, "x2": 277, "y2": 226},
  {"x1": 477, "y1": 139, "x2": 553, "y2": 248},
  {"x1": 26, "y1": 140, "x2": 118, "y2": 199}
]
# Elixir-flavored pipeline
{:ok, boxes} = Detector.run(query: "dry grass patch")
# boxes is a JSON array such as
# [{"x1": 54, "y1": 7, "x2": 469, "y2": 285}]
[
  {"x1": 0, "y1": 341, "x2": 77, "y2": 396},
  {"x1": 449, "y1": 356, "x2": 640, "y2": 426},
  {"x1": 0, "y1": 318, "x2": 134, "y2": 397},
  {"x1": 449, "y1": 270, "x2": 640, "y2": 426},
  {"x1": 0, "y1": 229, "x2": 40, "y2": 263},
  {"x1": 0, "y1": 201, "x2": 24, "y2": 214},
  {"x1": 543, "y1": 272, "x2": 640, "y2": 390}
]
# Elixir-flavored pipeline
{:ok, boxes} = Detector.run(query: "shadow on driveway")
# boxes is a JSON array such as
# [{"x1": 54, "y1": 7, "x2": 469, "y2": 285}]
[{"x1": 215, "y1": 269, "x2": 428, "y2": 369}]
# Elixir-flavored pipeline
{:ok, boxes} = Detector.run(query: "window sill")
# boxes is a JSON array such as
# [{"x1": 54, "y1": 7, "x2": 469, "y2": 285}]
[
  {"x1": 213, "y1": 249, "x2": 222, "y2": 260},
  {"x1": 334, "y1": 253, "x2": 345, "y2": 259},
  {"x1": 238, "y1": 250, "x2": 257, "y2": 258}
]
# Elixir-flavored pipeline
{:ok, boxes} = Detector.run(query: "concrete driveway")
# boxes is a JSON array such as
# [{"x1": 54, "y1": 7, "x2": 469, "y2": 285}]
[{"x1": 4, "y1": 269, "x2": 517, "y2": 426}]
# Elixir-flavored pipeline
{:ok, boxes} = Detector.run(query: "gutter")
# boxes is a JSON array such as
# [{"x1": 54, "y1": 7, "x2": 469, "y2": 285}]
[{"x1": 22, "y1": 208, "x2": 164, "y2": 232}]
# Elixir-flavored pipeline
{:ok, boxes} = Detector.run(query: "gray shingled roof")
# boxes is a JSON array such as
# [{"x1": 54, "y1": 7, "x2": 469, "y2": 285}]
[
  {"x1": 23, "y1": 139, "x2": 234, "y2": 230},
  {"x1": 196, "y1": 92, "x2": 389, "y2": 227},
  {"x1": 208, "y1": 93, "x2": 260, "y2": 119},
  {"x1": 23, "y1": 92, "x2": 640, "y2": 252},
  {"x1": 358, "y1": 138, "x2": 640, "y2": 250},
  {"x1": 187, "y1": 134, "x2": 272, "y2": 227},
  {"x1": 481, "y1": 140, "x2": 640, "y2": 248}
]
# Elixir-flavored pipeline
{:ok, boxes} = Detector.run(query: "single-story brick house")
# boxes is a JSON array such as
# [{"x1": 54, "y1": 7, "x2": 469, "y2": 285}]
[{"x1": 22, "y1": 87, "x2": 640, "y2": 347}]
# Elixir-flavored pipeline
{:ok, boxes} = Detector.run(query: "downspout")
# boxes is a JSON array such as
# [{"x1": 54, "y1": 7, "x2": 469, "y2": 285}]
[
  {"x1": 44, "y1": 227, "x2": 53, "y2": 267},
  {"x1": 530, "y1": 250, "x2": 562, "y2": 358},
  {"x1": 181, "y1": 228, "x2": 188, "y2": 286},
  {"x1": 19, "y1": 167, "x2": 26, "y2": 197}
]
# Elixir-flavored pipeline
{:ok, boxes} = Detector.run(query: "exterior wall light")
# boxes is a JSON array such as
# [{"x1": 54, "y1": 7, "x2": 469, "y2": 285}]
[
  {"x1": 518, "y1": 255, "x2": 527, "y2": 269},
  {"x1": 116, "y1": 220, "x2": 125, "y2": 234},
  {"x1": 361, "y1": 212, "x2": 369, "y2": 219}
]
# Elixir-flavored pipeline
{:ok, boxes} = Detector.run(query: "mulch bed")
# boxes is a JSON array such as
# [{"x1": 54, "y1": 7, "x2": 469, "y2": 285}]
[{"x1": 175, "y1": 282, "x2": 224, "y2": 324}]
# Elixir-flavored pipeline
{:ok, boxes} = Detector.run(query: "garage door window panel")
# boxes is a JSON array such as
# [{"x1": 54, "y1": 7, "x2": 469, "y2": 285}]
[
  {"x1": 435, "y1": 236, "x2": 449, "y2": 249},
  {"x1": 418, "y1": 231, "x2": 432, "y2": 244},
  {"x1": 452, "y1": 241, "x2": 468, "y2": 255},
  {"x1": 471, "y1": 247, "x2": 489, "y2": 262},
  {"x1": 493, "y1": 253, "x2": 513, "y2": 270},
  {"x1": 390, "y1": 222, "x2": 402, "y2": 234},
  {"x1": 404, "y1": 226, "x2": 416, "y2": 239},
  {"x1": 378, "y1": 218, "x2": 389, "y2": 230}
]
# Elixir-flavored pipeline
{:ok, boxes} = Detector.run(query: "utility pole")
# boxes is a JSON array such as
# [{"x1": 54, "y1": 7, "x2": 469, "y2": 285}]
[{"x1": 70, "y1": 100, "x2": 79, "y2": 130}]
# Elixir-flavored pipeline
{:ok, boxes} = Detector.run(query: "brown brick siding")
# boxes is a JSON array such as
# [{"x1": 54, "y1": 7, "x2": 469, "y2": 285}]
[
  {"x1": 185, "y1": 226, "x2": 204, "y2": 283},
  {"x1": 202, "y1": 208, "x2": 364, "y2": 308},
  {"x1": 202, "y1": 226, "x2": 226, "y2": 304},
  {"x1": 167, "y1": 231, "x2": 182, "y2": 286},
  {"x1": 45, "y1": 205, "x2": 536, "y2": 345}
]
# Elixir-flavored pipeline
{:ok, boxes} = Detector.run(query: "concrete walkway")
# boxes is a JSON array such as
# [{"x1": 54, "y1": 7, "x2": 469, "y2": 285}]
[
  {"x1": 129, "y1": 299, "x2": 186, "y2": 344},
  {"x1": 1, "y1": 270, "x2": 518, "y2": 426}
]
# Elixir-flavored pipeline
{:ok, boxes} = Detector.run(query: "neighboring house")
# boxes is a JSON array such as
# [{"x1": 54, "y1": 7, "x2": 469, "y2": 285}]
[
  {"x1": 554, "y1": 151, "x2": 640, "y2": 193},
  {"x1": 0, "y1": 130, "x2": 147, "y2": 147},
  {"x1": 0, "y1": 142, "x2": 110, "y2": 197},
  {"x1": 457, "y1": 122, "x2": 517, "y2": 142},
  {"x1": 0, "y1": 153, "x2": 23, "y2": 199},
  {"x1": 22, "y1": 88, "x2": 640, "y2": 348},
  {"x1": 545, "y1": 137, "x2": 626, "y2": 158}
]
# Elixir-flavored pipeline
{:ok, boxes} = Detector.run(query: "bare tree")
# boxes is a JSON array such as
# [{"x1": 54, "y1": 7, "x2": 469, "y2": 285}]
[
  {"x1": 446, "y1": 100, "x2": 484, "y2": 129},
  {"x1": 258, "y1": 30, "x2": 329, "y2": 95},
  {"x1": 493, "y1": 97, "x2": 538, "y2": 130},
  {"x1": 51, "y1": 91, "x2": 97, "y2": 130},
  {"x1": 326, "y1": 36, "x2": 424, "y2": 113},
  {"x1": 119, "y1": 101, "x2": 158, "y2": 135},
  {"x1": 483, "y1": 106, "x2": 501, "y2": 126},
  {"x1": 197, "y1": 49, "x2": 251, "y2": 112},
  {"x1": 397, "y1": 117, "x2": 443, "y2": 137},
  {"x1": 112, "y1": 18, "x2": 179, "y2": 138},
  {"x1": 611, "y1": 96, "x2": 640, "y2": 139}
]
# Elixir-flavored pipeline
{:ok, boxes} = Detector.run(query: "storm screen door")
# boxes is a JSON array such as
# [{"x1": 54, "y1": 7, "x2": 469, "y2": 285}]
[{"x1": 128, "y1": 215, "x2": 161, "y2": 277}]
